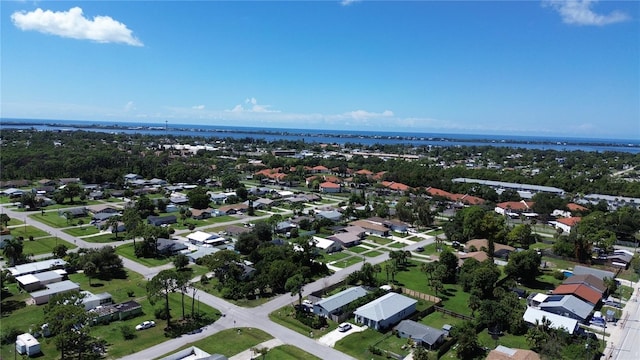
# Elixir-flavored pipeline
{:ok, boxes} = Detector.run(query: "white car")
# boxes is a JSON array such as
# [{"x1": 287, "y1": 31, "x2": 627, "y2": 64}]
[
  {"x1": 338, "y1": 323, "x2": 352, "y2": 332},
  {"x1": 135, "y1": 320, "x2": 156, "y2": 330}
]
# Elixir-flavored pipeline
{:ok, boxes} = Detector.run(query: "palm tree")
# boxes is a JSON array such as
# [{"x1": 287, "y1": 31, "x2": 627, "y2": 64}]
[
  {"x1": 107, "y1": 215, "x2": 122, "y2": 240},
  {"x1": 2, "y1": 238, "x2": 23, "y2": 266}
]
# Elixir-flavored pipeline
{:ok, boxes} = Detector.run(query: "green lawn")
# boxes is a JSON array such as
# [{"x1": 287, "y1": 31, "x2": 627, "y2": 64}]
[
  {"x1": 269, "y1": 304, "x2": 337, "y2": 337},
  {"x1": 30, "y1": 213, "x2": 92, "y2": 228},
  {"x1": 334, "y1": 328, "x2": 411, "y2": 360},
  {"x1": 366, "y1": 236, "x2": 394, "y2": 245},
  {"x1": 477, "y1": 329, "x2": 530, "y2": 351},
  {"x1": 331, "y1": 256, "x2": 365, "y2": 268},
  {"x1": 63, "y1": 225, "x2": 101, "y2": 236},
  {"x1": 6, "y1": 225, "x2": 49, "y2": 239},
  {"x1": 419, "y1": 311, "x2": 467, "y2": 331},
  {"x1": 6, "y1": 218, "x2": 24, "y2": 226},
  {"x1": 155, "y1": 327, "x2": 273, "y2": 359},
  {"x1": 387, "y1": 242, "x2": 406, "y2": 249},
  {"x1": 267, "y1": 345, "x2": 322, "y2": 360},
  {"x1": 321, "y1": 251, "x2": 350, "y2": 263},
  {"x1": 363, "y1": 250, "x2": 383, "y2": 257},
  {"x1": 195, "y1": 278, "x2": 274, "y2": 307},
  {"x1": 21, "y1": 236, "x2": 77, "y2": 255},
  {"x1": 115, "y1": 243, "x2": 173, "y2": 267},
  {"x1": 348, "y1": 245, "x2": 369, "y2": 254},
  {"x1": 78, "y1": 232, "x2": 126, "y2": 243}
]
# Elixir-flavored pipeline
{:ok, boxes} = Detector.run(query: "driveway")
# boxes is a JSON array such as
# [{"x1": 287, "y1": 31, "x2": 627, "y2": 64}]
[{"x1": 317, "y1": 323, "x2": 367, "y2": 347}]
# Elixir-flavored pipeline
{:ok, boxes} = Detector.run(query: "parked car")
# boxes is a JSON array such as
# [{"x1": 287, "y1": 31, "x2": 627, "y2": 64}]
[
  {"x1": 338, "y1": 323, "x2": 352, "y2": 332},
  {"x1": 135, "y1": 320, "x2": 156, "y2": 330},
  {"x1": 415, "y1": 246, "x2": 424, "y2": 252}
]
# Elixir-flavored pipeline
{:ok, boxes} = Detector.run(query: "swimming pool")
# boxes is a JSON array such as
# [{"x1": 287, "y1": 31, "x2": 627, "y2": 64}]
[{"x1": 563, "y1": 270, "x2": 573, "y2": 278}]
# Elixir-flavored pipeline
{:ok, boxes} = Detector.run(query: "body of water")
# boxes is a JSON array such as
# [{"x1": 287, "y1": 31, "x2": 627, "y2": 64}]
[{"x1": 1, "y1": 118, "x2": 639, "y2": 153}]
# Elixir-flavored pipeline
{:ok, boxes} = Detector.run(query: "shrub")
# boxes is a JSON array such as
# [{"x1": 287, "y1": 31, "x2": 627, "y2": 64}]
[
  {"x1": 127, "y1": 290, "x2": 135, "y2": 297},
  {"x1": 155, "y1": 307, "x2": 170, "y2": 320},
  {"x1": 553, "y1": 271, "x2": 565, "y2": 280},
  {"x1": 120, "y1": 324, "x2": 135, "y2": 340},
  {"x1": 1, "y1": 327, "x2": 22, "y2": 345}
]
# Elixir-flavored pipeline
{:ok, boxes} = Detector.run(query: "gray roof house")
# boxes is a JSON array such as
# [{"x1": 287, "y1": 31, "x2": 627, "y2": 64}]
[
  {"x1": 156, "y1": 238, "x2": 188, "y2": 255},
  {"x1": 313, "y1": 286, "x2": 369, "y2": 318},
  {"x1": 572, "y1": 265, "x2": 615, "y2": 281},
  {"x1": 8, "y1": 259, "x2": 67, "y2": 277},
  {"x1": 395, "y1": 320, "x2": 445, "y2": 349},
  {"x1": 538, "y1": 294, "x2": 594, "y2": 322},
  {"x1": 354, "y1": 293, "x2": 417, "y2": 331},
  {"x1": 147, "y1": 215, "x2": 178, "y2": 226},
  {"x1": 30, "y1": 280, "x2": 80, "y2": 305}
]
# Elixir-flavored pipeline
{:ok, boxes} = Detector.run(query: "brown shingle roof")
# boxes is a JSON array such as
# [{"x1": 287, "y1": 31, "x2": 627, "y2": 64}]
[
  {"x1": 562, "y1": 274, "x2": 606, "y2": 293},
  {"x1": 552, "y1": 283, "x2": 602, "y2": 304}
]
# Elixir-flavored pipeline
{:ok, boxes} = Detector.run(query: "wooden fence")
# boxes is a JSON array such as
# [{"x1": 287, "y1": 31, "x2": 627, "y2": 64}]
[{"x1": 401, "y1": 288, "x2": 442, "y2": 304}]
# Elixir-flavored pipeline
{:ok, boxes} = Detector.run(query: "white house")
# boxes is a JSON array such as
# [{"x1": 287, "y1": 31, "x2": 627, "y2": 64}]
[
  {"x1": 354, "y1": 293, "x2": 417, "y2": 331},
  {"x1": 186, "y1": 231, "x2": 223, "y2": 246},
  {"x1": 313, "y1": 236, "x2": 342, "y2": 253}
]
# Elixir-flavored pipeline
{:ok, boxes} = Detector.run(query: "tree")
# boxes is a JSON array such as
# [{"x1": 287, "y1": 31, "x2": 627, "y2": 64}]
[
  {"x1": 106, "y1": 215, "x2": 122, "y2": 240},
  {"x1": 507, "y1": 224, "x2": 535, "y2": 248},
  {"x1": 52, "y1": 244, "x2": 69, "y2": 258},
  {"x1": 62, "y1": 183, "x2": 82, "y2": 204},
  {"x1": 135, "y1": 195, "x2": 156, "y2": 219},
  {"x1": 122, "y1": 207, "x2": 143, "y2": 249},
  {"x1": 438, "y1": 248, "x2": 458, "y2": 283},
  {"x1": 44, "y1": 291, "x2": 103, "y2": 360},
  {"x1": 285, "y1": 273, "x2": 306, "y2": 306},
  {"x1": 0, "y1": 213, "x2": 10, "y2": 228},
  {"x1": 173, "y1": 253, "x2": 189, "y2": 271},
  {"x1": 504, "y1": 249, "x2": 541, "y2": 285},
  {"x1": 2, "y1": 237, "x2": 24, "y2": 266},
  {"x1": 147, "y1": 269, "x2": 179, "y2": 328},
  {"x1": 453, "y1": 320, "x2": 481, "y2": 359},
  {"x1": 187, "y1": 187, "x2": 211, "y2": 209},
  {"x1": 176, "y1": 271, "x2": 191, "y2": 319},
  {"x1": 83, "y1": 261, "x2": 98, "y2": 286}
]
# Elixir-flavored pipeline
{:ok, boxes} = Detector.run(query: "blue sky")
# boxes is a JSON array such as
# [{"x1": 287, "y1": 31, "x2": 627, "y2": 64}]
[{"x1": 1, "y1": 1, "x2": 638, "y2": 139}]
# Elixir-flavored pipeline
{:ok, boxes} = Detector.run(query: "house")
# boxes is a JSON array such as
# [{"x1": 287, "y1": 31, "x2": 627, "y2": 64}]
[
  {"x1": 465, "y1": 239, "x2": 515, "y2": 258},
  {"x1": 124, "y1": 173, "x2": 142, "y2": 182},
  {"x1": 156, "y1": 238, "x2": 188, "y2": 256},
  {"x1": 30, "y1": 280, "x2": 80, "y2": 305},
  {"x1": 552, "y1": 284, "x2": 602, "y2": 305},
  {"x1": 554, "y1": 217, "x2": 581, "y2": 233},
  {"x1": 59, "y1": 207, "x2": 87, "y2": 218},
  {"x1": 353, "y1": 292, "x2": 417, "y2": 331},
  {"x1": 16, "y1": 333, "x2": 40, "y2": 356},
  {"x1": 395, "y1": 320, "x2": 445, "y2": 349},
  {"x1": 186, "y1": 231, "x2": 223, "y2": 246},
  {"x1": 209, "y1": 193, "x2": 228, "y2": 205},
  {"x1": 81, "y1": 291, "x2": 113, "y2": 310},
  {"x1": 572, "y1": 265, "x2": 615, "y2": 281},
  {"x1": 349, "y1": 220, "x2": 390, "y2": 237},
  {"x1": 16, "y1": 271, "x2": 63, "y2": 292},
  {"x1": 91, "y1": 300, "x2": 143, "y2": 324},
  {"x1": 225, "y1": 225, "x2": 252, "y2": 237},
  {"x1": 457, "y1": 251, "x2": 490, "y2": 264},
  {"x1": 218, "y1": 203, "x2": 248, "y2": 215},
  {"x1": 188, "y1": 247, "x2": 220, "y2": 262},
  {"x1": 495, "y1": 201, "x2": 535, "y2": 217},
  {"x1": 329, "y1": 232, "x2": 362, "y2": 248},
  {"x1": 9, "y1": 259, "x2": 68, "y2": 277},
  {"x1": 522, "y1": 307, "x2": 578, "y2": 334},
  {"x1": 313, "y1": 236, "x2": 342, "y2": 253},
  {"x1": 319, "y1": 182, "x2": 341, "y2": 193},
  {"x1": 191, "y1": 208, "x2": 213, "y2": 220},
  {"x1": 537, "y1": 294, "x2": 594, "y2": 322},
  {"x1": 147, "y1": 215, "x2": 178, "y2": 226},
  {"x1": 316, "y1": 210, "x2": 343, "y2": 222},
  {"x1": 486, "y1": 346, "x2": 541, "y2": 360},
  {"x1": 381, "y1": 181, "x2": 412, "y2": 192},
  {"x1": 562, "y1": 274, "x2": 606, "y2": 294},
  {"x1": 604, "y1": 253, "x2": 632, "y2": 269},
  {"x1": 313, "y1": 286, "x2": 368, "y2": 318},
  {"x1": 87, "y1": 205, "x2": 120, "y2": 215}
]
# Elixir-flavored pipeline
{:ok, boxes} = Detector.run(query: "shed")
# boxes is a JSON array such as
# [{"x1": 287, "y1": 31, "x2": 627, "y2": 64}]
[{"x1": 16, "y1": 333, "x2": 40, "y2": 356}]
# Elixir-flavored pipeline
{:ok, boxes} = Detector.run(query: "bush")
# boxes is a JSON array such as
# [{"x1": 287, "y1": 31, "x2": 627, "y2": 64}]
[
  {"x1": 127, "y1": 290, "x2": 135, "y2": 297},
  {"x1": 1, "y1": 327, "x2": 22, "y2": 344},
  {"x1": 368, "y1": 346, "x2": 383, "y2": 355},
  {"x1": 553, "y1": 271, "x2": 565, "y2": 280},
  {"x1": 120, "y1": 324, "x2": 135, "y2": 340},
  {"x1": 155, "y1": 307, "x2": 170, "y2": 320}
]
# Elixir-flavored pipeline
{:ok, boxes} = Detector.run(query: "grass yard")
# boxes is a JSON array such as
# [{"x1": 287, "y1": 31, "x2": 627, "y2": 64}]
[
  {"x1": 21, "y1": 236, "x2": 77, "y2": 255},
  {"x1": 68, "y1": 270, "x2": 147, "y2": 303},
  {"x1": 363, "y1": 250, "x2": 383, "y2": 257},
  {"x1": 6, "y1": 218, "x2": 24, "y2": 226},
  {"x1": 366, "y1": 235, "x2": 394, "y2": 245},
  {"x1": 387, "y1": 242, "x2": 406, "y2": 249},
  {"x1": 269, "y1": 304, "x2": 337, "y2": 337},
  {"x1": 331, "y1": 256, "x2": 365, "y2": 269},
  {"x1": 267, "y1": 345, "x2": 322, "y2": 360},
  {"x1": 30, "y1": 213, "x2": 93, "y2": 228},
  {"x1": 63, "y1": 225, "x2": 101, "y2": 236},
  {"x1": 155, "y1": 327, "x2": 273, "y2": 359},
  {"x1": 78, "y1": 232, "x2": 125, "y2": 243},
  {"x1": 6, "y1": 225, "x2": 49, "y2": 239},
  {"x1": 321, "y1": 251, "x2": 351, "y2": 263},
  {"x1": 196, "y1": 278, "x2": 273, "y2": 307},
  {"x1": 334, "y1": 328, "x2": 411, "y2": 360},
  {"x1": 115, "y1": 243, "x2": 173, "y2": 267},
  {"x1": 348, "y1": 245, "x2": 369, "y2": 254},
  {"x1": 419, "y1": 311, "x2": 467, "y2": 331},
  {"x1": 616, "y1": 285, "x2": 634, "y2": 301},
  {"x1": 477, "y1": 329, "x2": 530, "y2": 351}
]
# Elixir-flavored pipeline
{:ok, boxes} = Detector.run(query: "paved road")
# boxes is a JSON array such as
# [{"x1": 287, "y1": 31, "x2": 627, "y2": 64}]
[
  {"x1": 1, "y1": 202, "x2": 435, "y2": 359},
  {"x1": 610, "y1": 285, "x2": 640, "y2": 360}
]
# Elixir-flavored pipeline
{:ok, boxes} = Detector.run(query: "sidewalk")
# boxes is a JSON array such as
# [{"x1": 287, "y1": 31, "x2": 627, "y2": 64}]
[{"x1": 228, "y1": 339, "x2": 283, "y2": 360}]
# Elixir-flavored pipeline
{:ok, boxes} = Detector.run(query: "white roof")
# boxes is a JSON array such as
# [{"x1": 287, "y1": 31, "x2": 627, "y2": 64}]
[
  {"x1": 314, "y1": 237, "x2": 337, "y2": 250},
  {"x1": 8, "y1": 259, "x2": 67, "y2": 277},
  {"x1": 16, "y1": 274, "x2": 39, "y2": 286},
  {"x1": 187, "y1": 231, "x2": 218, "y2": 242},
  {"x1": 523, "y1": 307, "x2": 578, "y2": 334},
  {"x1": 532, "y1": 293, "x2": 549, "y2": 303},
  {"x1": 354, "y1": 293, "x2": 417, "y2": 321}
]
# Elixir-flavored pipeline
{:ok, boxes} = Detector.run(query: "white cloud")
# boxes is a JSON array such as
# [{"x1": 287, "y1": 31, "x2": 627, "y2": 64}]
[
  {"x1": 544, "y1": 0, "x2": 630, "y2": 26},
  {"x1": 11, "y1": 7, "x2": 143, "y2": 46},
  {"x1": 124, "y1": 101, "x2": 135, "y2": 112},
  {"x1": 340, "y1": 0, "x2": 361, "y2": 6},
  {"x1": 342, "y1": 109, "x2": 394, "y2": 120},
  {"x1": 226, "y1": 98, "x2": 280, "y2": 113},
  {"x1": 192, "y1": 105, "x2": 205, "y2": 110}
]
